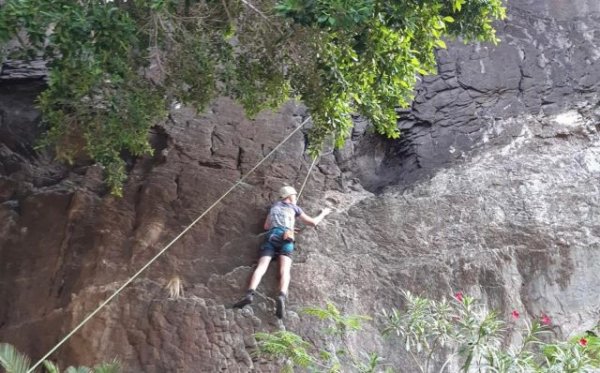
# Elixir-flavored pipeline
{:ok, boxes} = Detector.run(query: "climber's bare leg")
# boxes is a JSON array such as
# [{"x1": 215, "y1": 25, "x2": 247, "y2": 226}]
[
  {"x1": 278, "y1": 255, "x2": 292, "y2": 295},
  {"x1": 248, "y1": 255, "x2": 273, "y2": 290}
]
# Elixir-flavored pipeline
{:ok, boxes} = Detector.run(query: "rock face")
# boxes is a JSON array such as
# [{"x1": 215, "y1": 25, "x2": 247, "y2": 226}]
[
  {"x1": 342, "y1": 0, "x2": 600, "y2": 192},
  {"x1": 1, "y1": 0, "x2": 599, "y2": 371}
]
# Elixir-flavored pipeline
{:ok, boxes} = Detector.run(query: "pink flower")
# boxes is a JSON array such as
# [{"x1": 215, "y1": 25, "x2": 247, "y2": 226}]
[
  {"x1": 540, "y1": 313, "x2": 551, "y2": 326},
  {"x1": 579, "y1": 338, "x2": 588, "y2": 347},
  {"x1": 454, "y1": 291, "x2": 464, "y2": 302},
  {"x1": 511, "y1": 310, "x2": 520, "y2": 320}
]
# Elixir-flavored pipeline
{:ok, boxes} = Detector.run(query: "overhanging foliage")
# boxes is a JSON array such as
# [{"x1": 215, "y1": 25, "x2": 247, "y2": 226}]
[{"x1": 0, "y1": 0, "x2": 506, "y2": 194}]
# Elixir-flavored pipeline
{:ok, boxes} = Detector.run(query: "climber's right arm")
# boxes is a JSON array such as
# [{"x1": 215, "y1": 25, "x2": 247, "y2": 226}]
[{"x1": 299, "y1": 207, "x2": 331, "y2": 227}]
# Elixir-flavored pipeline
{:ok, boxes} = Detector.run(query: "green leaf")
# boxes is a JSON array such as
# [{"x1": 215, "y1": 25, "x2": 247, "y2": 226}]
[
  {"x1": 43, "y1": 360, "x2": 61, "y2": 373},
  {"x1": 453, "y1": 0, "x2": 465, "y2": 12},
  {"x1": 0, "y1": 344, "x2": 31, "y2": 373}
]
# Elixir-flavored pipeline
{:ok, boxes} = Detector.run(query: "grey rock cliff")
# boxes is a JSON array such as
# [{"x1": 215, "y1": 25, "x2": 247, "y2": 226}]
[
  {"x1": 342, "y1": 0, "x2": 600, "y2": 192},
  {"x1": 1, "y1": 0, "x2": 599, "y2": 371}
]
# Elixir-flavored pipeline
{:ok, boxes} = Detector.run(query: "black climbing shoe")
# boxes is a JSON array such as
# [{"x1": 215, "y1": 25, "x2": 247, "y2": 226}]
[
  {"x1": 232, "y1": 292, "x2": 254, "y2": 308},
  {"x1": 275, "y1": 294, "x2": 286, "y2": 319}
]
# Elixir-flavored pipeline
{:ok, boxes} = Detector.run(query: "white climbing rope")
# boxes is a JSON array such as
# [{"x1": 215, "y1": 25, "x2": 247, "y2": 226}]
[
  {"x1": 297, "y1": 155, "x2": 318, "y2": 200},
  {"x1": 27, "y1": 116, "x2": 312, "y2": 373}
]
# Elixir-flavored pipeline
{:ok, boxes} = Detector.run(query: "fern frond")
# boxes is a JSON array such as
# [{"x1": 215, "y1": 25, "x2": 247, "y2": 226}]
[
  {"x1": 64, "y1": 366, "x2": 92, "y2": 373},
  {"x1": 93, "y1": 358, "x2": 121, "y2": 373},
  {"x1": 0, "y1": 343, "x2": 31, "y2": 373},
  {"x1": 43, "y1": 360, "x2": 61, "y2": 373}
]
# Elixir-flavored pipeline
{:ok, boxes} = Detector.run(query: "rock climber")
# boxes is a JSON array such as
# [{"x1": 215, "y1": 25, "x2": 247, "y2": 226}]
[{"x1": 233, "y1": 185, "x2": 331, "y2": 319}]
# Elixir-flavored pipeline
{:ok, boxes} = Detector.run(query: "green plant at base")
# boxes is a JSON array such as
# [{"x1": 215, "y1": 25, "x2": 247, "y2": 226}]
[
  {"x1": 304, "y1": 302, "x2": 371, "y2": 337},
  {"x1": 255, "y1": 294, "x2": 600, "y2": 372},
  {"x1": 381, "y1": 291, "x2": 600, "y2": 372},
  {"x1": 542, "y1": 333, "x2": 600, "y2": 373},
  {"x1": 255, "y1": 331, "x2": 316, "y2": 373},
  {"x1": 0, "y1": 343, "x2": 120, "y2": 373},
  {"x1": 255, "y1": 302, "x2": 389, "y2": 372},
  {"x1": 0, "y1": 343, "x2": 30, "y2": 373},
  {"x1": 0, "y1": 0, "x2": 506, "y2": 194}
]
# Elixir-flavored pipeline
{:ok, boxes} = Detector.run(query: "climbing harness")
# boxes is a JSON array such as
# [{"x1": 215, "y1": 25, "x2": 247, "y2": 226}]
[{"x1": 27, "y1": 116, "x2": 317, "y2": 373}]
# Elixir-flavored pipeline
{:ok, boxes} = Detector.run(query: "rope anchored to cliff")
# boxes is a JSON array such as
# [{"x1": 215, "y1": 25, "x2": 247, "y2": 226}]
[{"x1": 27, "y1": 116, "x2": 317, "y2": 373}]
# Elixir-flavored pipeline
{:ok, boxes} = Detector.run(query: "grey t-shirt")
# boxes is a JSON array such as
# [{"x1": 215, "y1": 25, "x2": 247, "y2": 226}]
[{"x1": 267, "y1": 201, "x2": 304, "y2": 230}]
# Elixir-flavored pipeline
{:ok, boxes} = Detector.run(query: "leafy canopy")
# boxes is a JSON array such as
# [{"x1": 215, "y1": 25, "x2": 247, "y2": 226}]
[{"x1": 0, "y1": 0, "x2": 506, "y2": 194}]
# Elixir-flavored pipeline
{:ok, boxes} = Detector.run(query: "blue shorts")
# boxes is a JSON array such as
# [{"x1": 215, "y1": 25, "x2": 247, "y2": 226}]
[{"x1": 260, "y1": 227, "x2": 294, "y2": 258}]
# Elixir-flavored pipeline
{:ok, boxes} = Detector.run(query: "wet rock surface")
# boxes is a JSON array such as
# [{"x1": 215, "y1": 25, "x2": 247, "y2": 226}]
[{"x1": 1, "y1": 0, "x2": 600, "y2": 371}]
